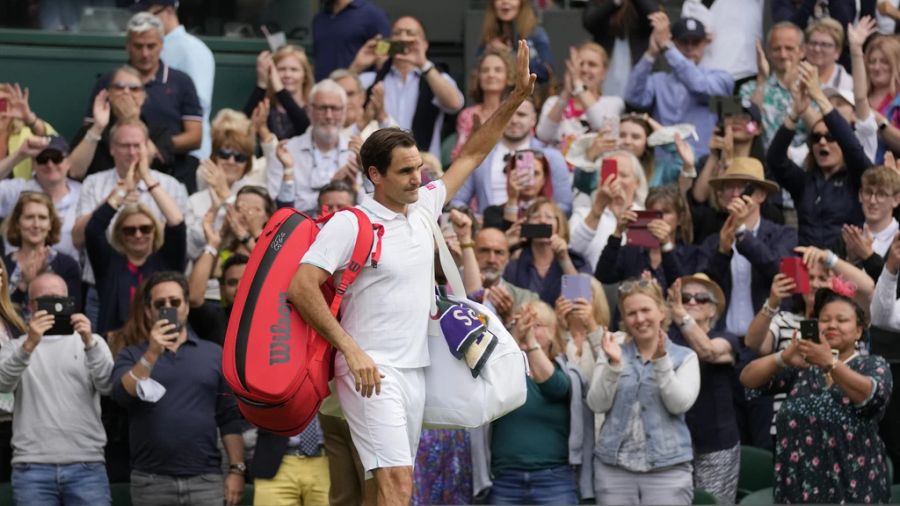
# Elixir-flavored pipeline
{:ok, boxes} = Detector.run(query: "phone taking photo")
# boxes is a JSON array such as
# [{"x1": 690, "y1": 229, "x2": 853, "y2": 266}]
[
  {"x1": 626, "y1": 210, "x2": 663, "y2": 249},
  {"x1": 521, "y1": 223, "x2": 553, "y2": 239},
  {"x1": 158, "y1": 307, "x2": 179, "y2": 339},
  {"x1": 800, "y1": 319, "x2": 819, "y2": 343},
  {"x1": 600, "y1": 158, "x2": 618, "y2": 185},
  {"x1": 513, "y1": 151, "x2": 535, "y2": 187},
  {"x1": 561, "y1": 274, "x2": 593, "y2": 302},
  {"x1": 779, "y1": 257, "x2": 810, "y2": 294},
  {"x1": 35, "y1": 296, "x2": 76, "y2": 336},
  {"x1": 375, "y1": 39, "x2": 408, "y2": 57}
]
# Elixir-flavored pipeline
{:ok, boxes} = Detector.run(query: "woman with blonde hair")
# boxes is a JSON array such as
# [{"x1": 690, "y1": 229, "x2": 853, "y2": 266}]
[
  {"x1": 587, "y1": 278, "x2": 700, "y2": 505},
  {"x1": 2, "y1": 192, "x2": 80, "y2": 308},
  {"x1": 479, "y1": 0, "x2": 553, "y2": 83},
  {"x1": 452, "y1": 48, "x2": 516, "y2": 159},
  {"x1": 0, "y1": 260, "x2": 26, "y2": 482},
  {"x1": 244, "y1": 45, "x2": 314, "y2": 140},
  {"x1": 85, "y1": 159, "x2": 185, "y2": 334}
]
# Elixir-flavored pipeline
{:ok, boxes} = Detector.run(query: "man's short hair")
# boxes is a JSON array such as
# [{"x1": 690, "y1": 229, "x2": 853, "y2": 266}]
[
  {"x1": 328, "y1": 69, "x2": 363, "y2": 94},
  {"x1": 767, "y1": 21, "x2": 804, "y2": 48},
  {"x1": 806, "y1": 17, "x2": 844, "y2": 48},
  {"x1": 862, "y1": 166, "x2": 900, "y2": 195},
  {"x1": 110, "y1": 118, "x2": 150, "y2": 145},
  {"x1": 359, "y1": 128, "x2": 417, "y2": 182},
  {"x1": 127, "y1": 11, "x2": 164, "y2": 39},
  {"x1": 142, "y1": 271, "x2": 189, "y2": 305},
  {"x1": 308, "y1": 79, "x2": 348, "y2": 107},
  {"x1": 28, "y1": 272, "x2": 67, "y2": 301},
  {"x1": 317, "y1": 180, "x2": 358, "y2": 206},
  {"x1": 220, "y1": 254, "x2": 249, "y2": 283}
]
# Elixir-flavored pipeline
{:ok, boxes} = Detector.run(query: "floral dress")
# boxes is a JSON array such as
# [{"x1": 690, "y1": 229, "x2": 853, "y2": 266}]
[{"x1": 769, "y1": 354, "x2": 892, "y2": 504}]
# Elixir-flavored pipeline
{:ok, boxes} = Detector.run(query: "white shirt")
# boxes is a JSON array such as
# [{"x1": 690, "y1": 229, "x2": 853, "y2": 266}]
[
  {"x1": 265, "y1": 130, "x2": 352, "y2": 214},
  {"x1": 535, "y1": 95, "x2": 625, "y2": 148},
  {"x1": 0, "y1": 178, "x2": 81, "y2": 262},
  {"x1": 76, "y1": 168, "x2": 194, "y2": 284},
  {"x1": 162, "y1": 25, "x2": 216, "y2": 159},
  {"x1": 867, "y1": 218, "x2": 899, "y2": 258},
  {"x1": 490, "y1": 139, "x2": 530, "y2": 206},
  {"x1": 871, "y1": 268, "x2": 900, "y2": 331},
  {"x1": 569, "y1": 202, "x2": 644, "y2": 272},
  {"x1": 725, "y1": 218, "x2": 761, "y2": 336},
  {"x1": 877, "y1": 0, "x2": 899, "y2": 34},
  {"x1": 301, "y1": 181, "x2": 447, "y2": 368},
  {"x1": 696, "y1": 0, "x2": 763, "y2": 80},
  {"x1": 360, "y1": 68, "x2": 464, "y2": 159}
]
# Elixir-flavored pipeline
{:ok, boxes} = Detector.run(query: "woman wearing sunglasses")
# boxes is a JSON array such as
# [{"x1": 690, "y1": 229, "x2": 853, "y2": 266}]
[
  {"x1": 766, "y1": 61, "x2": 872, "y2": 248},
  {"x1": 85, "y1": 161, "x2": 186, "y2": 335},
  {"x1": 665, "y1": 274, "x2": 740, "y2": 504},
  {"x1": 586, "y1": 277, "x2": 699, "y2": 505},
  {"x1": 2, "y1": 192, "x2": 80, "y2": 309},
  {"x1": 69, "y1": 66, "x2": 175, "y2": 181}
]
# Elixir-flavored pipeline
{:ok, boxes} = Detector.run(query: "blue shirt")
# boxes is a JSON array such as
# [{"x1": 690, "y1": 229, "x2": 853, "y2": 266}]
[
  {"x1": 312, "y1": 0, "x2": 390, "y2": 81},
  {"x1": 111, "y1": 331, "x2": 243, "y2": 477},
  {"x1": 162, "y1": 25, "x2": 216, "y2": 159},
  {"x1": 86, "y1": 63, "x2": 203, "y2": 137},
  {"x1": 624, "y1": 46, "x2": 733, "y2": 162}
]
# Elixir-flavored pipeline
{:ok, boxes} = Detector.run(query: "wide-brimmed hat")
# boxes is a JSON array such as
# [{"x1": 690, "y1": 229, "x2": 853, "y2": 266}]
[
  {"x1": 679, "y1": 273, "x2": 726, "y2": 317},
  {"x1": 709, "y1": 157, "x2": 779, "y2": 194}
]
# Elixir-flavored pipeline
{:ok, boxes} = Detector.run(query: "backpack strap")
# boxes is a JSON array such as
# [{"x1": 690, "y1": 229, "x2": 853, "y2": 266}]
[{"x1": 328, "y1": 207, "x2": 384, "y2": 315}]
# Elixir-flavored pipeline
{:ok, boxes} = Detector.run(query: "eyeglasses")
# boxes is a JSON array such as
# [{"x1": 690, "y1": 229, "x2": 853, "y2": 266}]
[
  {"x1": 861, "y1": 189, "x2": 894, "y2": 202},
  {"x1": 121, "y1": 224, "x2": 154, "y2": 237},
  {"x1": 152, "y1": 297, "x2": 183, "y2": 310},
  {"x1": 311, "y1": 104, "x2": 344, "y2": 114},
  {"x1": 618, "y1": 279, "x2": 656, "y2": 294},
  {"x1": 110, "y1": 82, "x2": 144, "y2": 92},
  {"x1": 216, "y1": 148, "x2": 249, "y2": 163},
  {"x1": 682, "y1": 292, "x2": 714, "y2": 305},
  {"x1": 806, "y1": 41, "x2": 836, "y2": 50},
  {"x1": 810, "y1": 132, "x2": 836, "y2": 144},
  {"x1": 35, "y1": 151, "x2": 64, "y2": 165}
]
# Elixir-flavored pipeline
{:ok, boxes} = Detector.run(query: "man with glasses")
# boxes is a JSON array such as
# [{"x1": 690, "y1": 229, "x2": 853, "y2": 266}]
[
  {"x1": 331, "y1": 68, "x2": 397, "y2": 140},
  {"x1": 111, "y1": 271, "x2": 246, "y2": 506},
  {"x1": 0, "y1": 136, "x2": 82, "y2": 261},
  {"x1": 0, "y1": 272, "x2": 114, "y2": 506},
  {"x1": 265, "y1": 79, "x2": 357, "y2": 214},
  {"x1": 84, "y1": 11, "x2": 203, "y2": 192},
  {"x1": 133, "y1": 0, "x2": 215, "y2": 161},
  {"x1": 356, "y1": 16, "x2": 464, "y2": 159}
]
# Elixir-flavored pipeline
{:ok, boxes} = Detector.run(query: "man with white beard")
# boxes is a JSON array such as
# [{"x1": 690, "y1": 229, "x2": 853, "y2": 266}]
[{"x1": 266, "y1": 79, "x2": 356, "y2": 214}]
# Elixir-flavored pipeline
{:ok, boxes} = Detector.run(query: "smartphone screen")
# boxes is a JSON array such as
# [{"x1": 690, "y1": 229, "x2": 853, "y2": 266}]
[
  {"x1": 779, "y1": 257, "x2": 810, "y2": 294},
  {"x1": 36, "y1": 296, "x2": 76, "y2": 335},
  {"x1": 158, "y1": 307, "x2": 179, "y2": 338},
  {"x1": 521, "y1": 223, "x2": 553, "y2": 239},
  {"x1": 601, "y1": 158, "x2": 618, "y2": 184},
  {"x1": 800, "y1": 319, "x2": 819, "y2": 343},
  {"x1": 741, "y1": 184, "x2": 756, "y2": 199},
  {"x1": 561, "y1": 274, "x2": 593, "y2": 302},
  {"x1": 514, "y1": 151, "x2": 535, "y2": 187}
]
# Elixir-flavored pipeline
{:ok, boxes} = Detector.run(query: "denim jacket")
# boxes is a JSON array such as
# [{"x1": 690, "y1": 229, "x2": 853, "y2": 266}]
[{"x1": 595, "y1": 339, "x2": 695, "y2": 469}]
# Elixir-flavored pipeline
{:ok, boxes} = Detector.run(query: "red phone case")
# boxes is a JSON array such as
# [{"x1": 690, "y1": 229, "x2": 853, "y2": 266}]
[
  {"x1": 779, "y1": 257, "x2": 810, "y2": 294},
  {"x1": 601, "y1": 159, "x2": 618, "y2": 184},
  {"x1": 625, "y1": 211, "x2": 662, "y2": 249}
]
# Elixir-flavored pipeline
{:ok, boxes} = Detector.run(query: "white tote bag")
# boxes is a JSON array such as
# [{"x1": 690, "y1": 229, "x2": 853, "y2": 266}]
[{"x1": 416, "y1": 210, "x2": 528, "y2": 429}]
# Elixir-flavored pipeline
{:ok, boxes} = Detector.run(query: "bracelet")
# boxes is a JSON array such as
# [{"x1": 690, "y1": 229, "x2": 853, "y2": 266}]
[
  {"x1": 139, "y1": 356, "x2": 155, "y2": 371},
  {"x1": 460, "y1": 242, "x2": 475, "y2": 249},
  {"x1": 774, "y1": 350, "x2": 786, "y2": 368},
  {"x1": 86, "y1": 129, "x2": 103, "y2": 143},
  {"x1": 761, "y1": 301, "x2": 779, "y2": 318},
  {"x1": 526, "y1": 345, "x2": 542, "y2": 353},
  {"x1": 503, "y1": 206, "x2": 519, "y2": 215},
  {"x1": 824, "y1": 250, "x2": 839, "y2": 270},
  {"x1": 420, "y1": 61, "x2": 435, "y2": 75},
  {"x1": 679, "y1": 314, "x2": 695, "y2": 329},
  {"x1": 661, "y1": 242, "x2": 675, "y2": 253},
  {"x1": 203, "y1": 245, "x2": 218, "y2": 257},
  {"x1": 146, "y1": 182, "x2": 161, "y2": 192},
  {"x1": 128, "y1": 370, "x2": 148, "y2": 382}
]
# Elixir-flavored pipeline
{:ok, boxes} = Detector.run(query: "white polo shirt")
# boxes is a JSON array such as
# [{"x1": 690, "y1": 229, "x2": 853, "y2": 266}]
[{"x1": 301, "y1": 181, "x2": 446, "y2": 368}]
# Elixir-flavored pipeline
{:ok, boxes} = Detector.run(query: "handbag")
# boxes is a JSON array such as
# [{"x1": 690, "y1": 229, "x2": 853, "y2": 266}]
[{"x1": 416, "y1": 210, "x2": 528, "y2": 429}]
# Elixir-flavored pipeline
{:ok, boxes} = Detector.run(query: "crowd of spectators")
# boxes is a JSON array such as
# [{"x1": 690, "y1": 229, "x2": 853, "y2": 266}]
[{"x1": 5, "y1": 0, "x2": 900, "y2": 505}]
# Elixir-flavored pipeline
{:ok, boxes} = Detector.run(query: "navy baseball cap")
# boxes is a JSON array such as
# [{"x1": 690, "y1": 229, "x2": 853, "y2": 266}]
[
  {"x1": 131, "y1": 0, "x2": 177, "y2": 12},
  {"x1": 672, "y1": 17, "x2": 707, "y2": 41},
  {"x1": 38, "y1": 136, "x2": 70, "y2": 157},
  {"x1": 739, "y1": 97, "x2": 762, "y2": 125}
]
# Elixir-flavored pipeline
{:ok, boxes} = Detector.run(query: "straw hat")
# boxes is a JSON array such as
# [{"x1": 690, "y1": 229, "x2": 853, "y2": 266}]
[
  {"x1": 708, "y1": 157, "x2": 779, "y2": 194},
  {"x1": 678, "y1": 273, "x2": 727, "y2": 318}
]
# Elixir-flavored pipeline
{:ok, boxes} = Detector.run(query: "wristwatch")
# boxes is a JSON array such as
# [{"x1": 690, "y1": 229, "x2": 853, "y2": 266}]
[
  {"x1": 420, "y1": 61, "x2": 435, "y2": 75},
  {"x1": 572, "y1": 83, "x2": 587, "y2": 96},
  {"x1": 229, "y1": 462, "x2": 246, "y2": 476}
]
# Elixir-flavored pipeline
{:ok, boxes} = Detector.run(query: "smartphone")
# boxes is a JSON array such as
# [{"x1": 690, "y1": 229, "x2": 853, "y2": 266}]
[
  {"x1": 780, "y1": 257, "x2": 810, "y2": 294},
  {"x1": 0, "y1": 98, "x2": 7, "y2": 113},
  {"x1": 561, "y1": 274, "x2": 593, "y2": 302},
  {"x1": 626, "y1": 210, "x2": 663, "y2": 249},
  {"x1": 375, "y1": 39, "x2": 408, "y2": 57},
  {"x1": 35, "y1": 296, "x2": 76, "y2": 336},
  {"x1": 741, "y1": 184, "x2": 756, "y2": 199},
  {"x1": 158, "y1": 307, "x2": 179, "y2": 338},
  {"x1": 601, "y1": 115, "x2": 620, "y2": 140},
  {"x1": 800, "y1": 319, "x2": 819, "y2": 343},
  {"x1": 708, "y1": 96, "x2": 742, "y2": 128},
  {"x1": 521, "y1": 223, "x2": 553, "y2": 239},
  {"x1": 600, "y1": 158, "x2": 618, "y2": 184},
  {"x1": 513, "y1": 150, "x2": 535, "y2": 187}
]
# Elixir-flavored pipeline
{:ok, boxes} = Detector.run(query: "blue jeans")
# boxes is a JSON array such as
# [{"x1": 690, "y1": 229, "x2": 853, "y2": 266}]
[
  {"x1": 487, "y1": 465, "x2": 578, "y2": 505},
  {"x1": 12, "y1": 462, "x2": 110, "y2": 506}
]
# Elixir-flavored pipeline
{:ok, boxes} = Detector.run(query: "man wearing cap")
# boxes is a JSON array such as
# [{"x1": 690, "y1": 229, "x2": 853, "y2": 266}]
[
  {"x1": 135, "y1": 0, "x2": 215, "y2": 161},
  {"x1": 697, "y1": 157, "x2": 797, "y2": 338},
  {"x1": 83, "y1": 11, "x2": 203, "y2": 192},
  {"x1": 624, "y1": 12, "x2": 733, "y2": 162},
  {"x1": 0, "y1": 136, "x2": 82, "y2": 261}
]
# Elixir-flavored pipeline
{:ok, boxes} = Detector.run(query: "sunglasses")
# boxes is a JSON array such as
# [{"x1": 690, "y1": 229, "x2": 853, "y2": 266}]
[
  {"x1": 121, "y1": 224, "x2": 154, "y2": 237},
  {"x1": 110, "y1": 82, "x2": 144, "y2": 92},
  {"x1": 35, "y1": 152, "x2": 64, "y2": 165},
  {"x1": 681, "y1": 292, "x2": 714, "y2": 305},
  {"x1": 810, "y1": 132, "x2": 836, "y2": 144},
  {"x1": 217, "y1": 148, "x2": 249, "y2": 163},
  {"x1": 152, "y1": 297, "x2": 183, "y2": 310},
  {"x1": 618, "y1": 279, "x2": 656, "y2": 294}
]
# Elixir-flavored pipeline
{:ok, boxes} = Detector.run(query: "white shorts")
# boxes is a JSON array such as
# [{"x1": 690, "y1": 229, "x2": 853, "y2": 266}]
[{"x1": 334, "y1": 353, "x2": 425, "y2": 475}]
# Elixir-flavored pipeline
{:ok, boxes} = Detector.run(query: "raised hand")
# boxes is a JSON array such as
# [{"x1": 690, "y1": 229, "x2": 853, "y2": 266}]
[
  {"x1": 841, "y1": 224, "x2": 874, "y2": 261},
  {"x1": 448, "y1": 209, "x2": 473, "y2": 243},
  {"x1": 255, "y1": 51, "x2": 272, "y2": 88},
  {"x1": 600, "y1": 330, "x2": 622, "y2": 365},
  {"x1": 769, "y1": 273, "x2": 797, "y2": 304},
  {"x1": 251, "y1": 98, "x2": 272, "y2": 143},
  {"x1": 202, "y1": 207, "x2": 222, "y2": 250},
  {"x1": 199, "y1": 159, "x2": 229, "y2": 199},
  {"x1": 674, "y1": 133, "x2": 695, "y2": 172},
  {"x1": 847, "y1": 16, "x2": 877, "y2": 50},
  {"x1": 512, "y1": 40, "x2": 537, "y2": 99},
  {"x1": 755, "y1": 40, "x2": 770, "y2": 80},
  {"x1": 93, "y1": 89, "x2": 111, "y2": 130},
  {"x1": 667, "y1": 278, "x2": 687, "y2": 321}
]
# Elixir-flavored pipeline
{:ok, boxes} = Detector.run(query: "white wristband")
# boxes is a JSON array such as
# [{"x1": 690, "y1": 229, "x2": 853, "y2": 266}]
[
  {"x1": 774, "y1": 350, "x2": 786, "y2": 368},
  {"x1": 204, "y1": 245, "x2": 218, "y2": 258},
  {"x1": 824, "y1": 250, "x2": 839, "y2": 270}
]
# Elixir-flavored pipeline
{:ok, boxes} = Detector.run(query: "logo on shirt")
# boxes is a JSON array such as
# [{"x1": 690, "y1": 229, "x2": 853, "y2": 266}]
[
  {"x1": 426, "y1": 183, "x2": 437, "y2": 191},
  {"x1": 269, "y1": 292, "x2": 292, "y2": 365}
]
